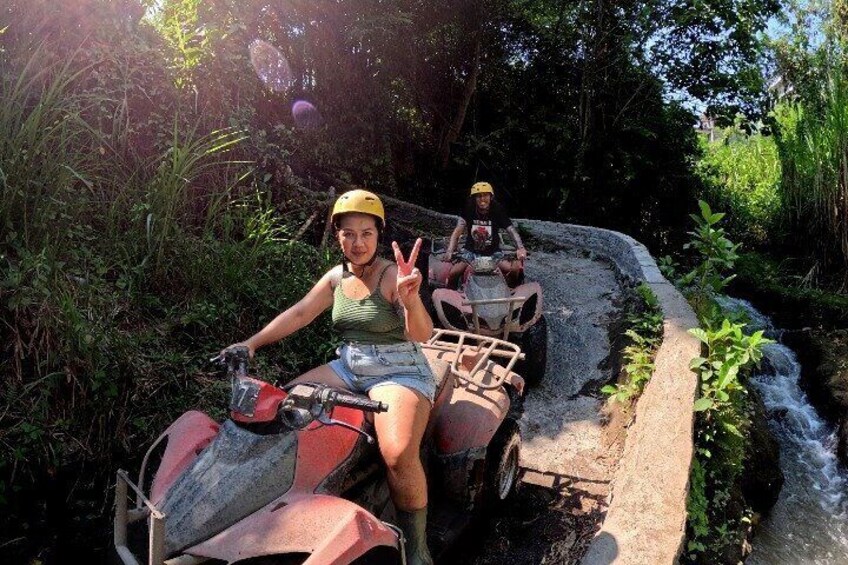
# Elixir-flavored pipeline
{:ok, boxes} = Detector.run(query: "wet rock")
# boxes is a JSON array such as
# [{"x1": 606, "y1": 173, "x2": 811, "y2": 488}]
[
  {"x1": 741, "y1": 391, "x2": 784, "y2": 514},
  {"x1": 787, "y1": 328, "x2": 848, "y2": 465}
]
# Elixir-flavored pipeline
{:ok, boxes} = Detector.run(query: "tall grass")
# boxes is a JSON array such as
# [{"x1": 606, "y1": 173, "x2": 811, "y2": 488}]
[
  {"x1": 695, "y1": 127, "x2": 781, "y2": 246},
  {"x1": 0, "y1": 46, "x2": 334, "y2": 560},
  {"x1": 773, "y1": 67, "x2": 848, "y2": 280},
  {"x1": 0, "y1": 46, "x2": 93, "y2": 249},
  {"x1": 145, "y1": 121, "x2": 248, "y2": 273}
]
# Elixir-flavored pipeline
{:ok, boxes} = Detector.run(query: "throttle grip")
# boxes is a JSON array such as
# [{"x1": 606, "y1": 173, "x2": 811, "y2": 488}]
[{"x1": 332, "y1": 392, "x2": 388, "y2": 413}]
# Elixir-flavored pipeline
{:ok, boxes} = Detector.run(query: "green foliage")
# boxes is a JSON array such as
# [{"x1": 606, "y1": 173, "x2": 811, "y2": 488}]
[
  {"x1": 0, "y1": 45, "x2": 93, "y2": 250},
  {"x1": 689, "y1": 321, "x2": 769, "y2": 416},
  {"x1": 663, "y1": 201, "x2": 771, "y2": 562},
  {"x1": 767, "y1": 1, "x2": 848, "y2": 284},
  {"x1": 648, "y1": 0, "x2": 781, "y2": 119},
  {"x1": 772, "y1": 77, "x2": 848, "y2": 279},
  {"x1": 734, "y1": 251, "x2": 848, "y2": 327},
  {"x1": 602, "y1": 283, "x2": 663, "y2": 403},
  {"x1": 678, "y1": 201, "x2": 741, "y2": 295},
  {"x1": 663, "y1": 200, "x2": 742, "y2": 321},
  {"x1": 147, "y1": 0, "x2": 215, "y2": 87},
  {"x1": 685, "y1": 457, "x2": 709, "y2": 555},
  {"x1": 685, "y1": 316, "x2": 766, "y2": 562},
  {"x1": 0, "y1": 39, "x2": 335, "y2": 560},
  {"x1": 144, "y1": 122, "x2": 248, "y2": 273},
  {"x1": 695, "y1": 124, "x2": 782, "y2": 245}
]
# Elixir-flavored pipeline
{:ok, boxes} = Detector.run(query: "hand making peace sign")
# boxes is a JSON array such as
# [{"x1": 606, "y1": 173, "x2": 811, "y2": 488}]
[{"x1": 392, "y1": 238, "x2": 423, "y2": 307}]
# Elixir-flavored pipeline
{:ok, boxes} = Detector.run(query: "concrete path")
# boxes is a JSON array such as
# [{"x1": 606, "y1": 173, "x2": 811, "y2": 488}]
[
  {"x1": 519, "y1": 240, "x2": 624, "y2": 485},
  {"x1": 521, "y1": 220, "x2": 623, "y2": 495}
]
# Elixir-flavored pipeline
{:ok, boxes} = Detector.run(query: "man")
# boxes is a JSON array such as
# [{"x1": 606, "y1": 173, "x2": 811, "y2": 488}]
[{"x1": 443, "y1": 181, "x2": 527, "y2": 287}]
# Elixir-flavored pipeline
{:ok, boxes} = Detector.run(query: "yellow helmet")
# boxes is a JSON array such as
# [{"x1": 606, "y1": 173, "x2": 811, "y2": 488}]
[
  {"x1": 332, "y1": 189, "x2": 385, "y2": 228},
  {"x1": 470, "y1": 181, "x2": 494, "y2": 196}
]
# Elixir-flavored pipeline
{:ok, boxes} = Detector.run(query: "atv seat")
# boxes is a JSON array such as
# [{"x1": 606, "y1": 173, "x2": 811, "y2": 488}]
[{"x1": 423, "y1": 352, "x2": 455, "y2": 434}]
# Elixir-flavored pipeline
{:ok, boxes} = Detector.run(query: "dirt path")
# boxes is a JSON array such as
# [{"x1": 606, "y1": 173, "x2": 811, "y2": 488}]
[{"x1": 444, "y1": 221, "x2": 629, "y2": 564}]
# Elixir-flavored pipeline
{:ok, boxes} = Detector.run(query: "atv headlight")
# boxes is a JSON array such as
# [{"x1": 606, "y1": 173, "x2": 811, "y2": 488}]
[{"x1": 442, "y1": 302, "x2": 467, "y2": 329}]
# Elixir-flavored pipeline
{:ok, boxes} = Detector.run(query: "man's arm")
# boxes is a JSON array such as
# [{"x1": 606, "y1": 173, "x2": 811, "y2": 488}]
[
  {"x1": 444, "y1": 218, "x2": 466, "y2": 258},
  {"x1": 506, "y1": 225, "x2": 527, "y2": 260}
]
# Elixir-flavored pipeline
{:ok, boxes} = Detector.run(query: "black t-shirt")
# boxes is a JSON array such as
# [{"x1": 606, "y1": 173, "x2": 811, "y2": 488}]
[{"x1": 462, "y1": 200, "x2": 512, "y2": 255}]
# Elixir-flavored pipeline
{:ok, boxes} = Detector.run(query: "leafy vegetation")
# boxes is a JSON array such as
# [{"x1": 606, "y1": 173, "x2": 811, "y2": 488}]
[
  {"x1": 661, "y1": 202, "x2": 771, "y2": 562},
  {"x1": 0, "y1": 0, "x2": 805, "y2": 561},
  {"x1": 0, "y1": 29, "x2": 335, "y2": 560},
  {"x1": 602, "y1": 284, "x2": 663, "y2": 403},
  {"x1": 695, "y1": 124, "x2": 782, "y2": 246}
]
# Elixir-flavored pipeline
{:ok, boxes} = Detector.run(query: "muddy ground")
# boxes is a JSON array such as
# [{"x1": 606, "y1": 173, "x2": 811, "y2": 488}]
[{"x1": 438, "y1": 221, "x2": 633, "y2": 565}]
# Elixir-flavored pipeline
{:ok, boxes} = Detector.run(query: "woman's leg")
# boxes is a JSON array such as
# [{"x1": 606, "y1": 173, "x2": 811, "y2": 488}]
[
  {"x1": 367, "y1": 384, "x2": 431, "y2": 510},
  {"x1": 289, "y1": 364, "x2": 349, "y2": 388}
]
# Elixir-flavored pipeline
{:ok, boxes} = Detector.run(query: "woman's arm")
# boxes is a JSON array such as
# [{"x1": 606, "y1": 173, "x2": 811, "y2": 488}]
[
  {"x1": 397, "y1": 286, "x2": 433, "y2": 342},
  {"x1": 239, "y1": 266, "x2": 339, "y2": 355}
]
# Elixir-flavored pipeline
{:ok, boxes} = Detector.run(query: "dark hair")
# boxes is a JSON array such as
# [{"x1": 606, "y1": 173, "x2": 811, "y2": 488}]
[{"x1": 332, "y1": 212, "x2": 384, "y2": 234}]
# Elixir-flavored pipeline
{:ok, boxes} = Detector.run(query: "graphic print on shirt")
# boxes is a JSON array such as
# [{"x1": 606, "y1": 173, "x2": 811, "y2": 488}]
[{"x1": 471, "y1": 219, "x2": 493, "y2": 253}]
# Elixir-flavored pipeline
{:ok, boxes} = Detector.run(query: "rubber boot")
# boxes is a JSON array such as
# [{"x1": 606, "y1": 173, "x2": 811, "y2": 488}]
[{"x1": 396, "y1": 507, "x2": 434, "y2": 565}]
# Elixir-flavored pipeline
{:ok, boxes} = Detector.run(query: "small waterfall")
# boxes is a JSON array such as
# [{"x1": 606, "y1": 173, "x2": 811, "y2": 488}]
[{"x1": 719, "y1": 297, "x2": 848, "y2": 564}]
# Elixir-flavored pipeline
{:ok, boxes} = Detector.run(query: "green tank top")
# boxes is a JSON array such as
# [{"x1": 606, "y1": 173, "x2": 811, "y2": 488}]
[{"x1": 332, "y1": 264, "x2": 406, "y2": 345}]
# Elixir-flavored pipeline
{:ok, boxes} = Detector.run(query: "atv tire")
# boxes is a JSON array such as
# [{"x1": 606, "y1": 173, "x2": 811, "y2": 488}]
[
  {"x1": 483, "y1": 419, "x2": 521, "y2": 507},
  {"x1": 516, "y1": 314, "x2": 547, "y2": 387}
]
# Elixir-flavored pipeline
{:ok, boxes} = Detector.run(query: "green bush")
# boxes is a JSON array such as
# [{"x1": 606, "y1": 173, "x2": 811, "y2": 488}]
[
  {"x1": 0, "y1": 41, "x2": 336, "y2": 559},
  {"x1": 695, "y1": 124, "x2": 782, "y2": 246},
  {"x1": 602, "y1": 283, "x2": 663, "y2": 403},
  {"x1": 664, "y1": 201, "x2": 771, "y2": 562}
]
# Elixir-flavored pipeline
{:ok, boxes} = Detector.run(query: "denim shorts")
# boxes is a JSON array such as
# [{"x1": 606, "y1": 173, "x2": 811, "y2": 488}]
[{"x1": 329, "y1": 341, "x2": 436, "y2": 403}]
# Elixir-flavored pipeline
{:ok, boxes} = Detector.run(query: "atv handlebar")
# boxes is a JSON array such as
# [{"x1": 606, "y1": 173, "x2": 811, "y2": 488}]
[
  {"x1": 284, "y1": 383, "x2": 386, "y2": 443},
  {"x1": 330, "y1": 390, "x2": 389, "y2": 413},
  {"x1": 211, "y1": 345, "x2": 250, "y2": 378},
  {"x1": 442, "y1": 250, "x2": 524, "y2": 263},
  {"x1": 285, "y1": 383, "x2": 388, "y2": 415},
  {"x1": 210, "y1": 345, "x2": 389, "y2": 428}
]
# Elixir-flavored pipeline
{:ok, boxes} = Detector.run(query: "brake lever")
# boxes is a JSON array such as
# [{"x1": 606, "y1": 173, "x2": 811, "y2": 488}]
[{"x1": 316, "y1": 411, "x2": 376, "y2": 444}]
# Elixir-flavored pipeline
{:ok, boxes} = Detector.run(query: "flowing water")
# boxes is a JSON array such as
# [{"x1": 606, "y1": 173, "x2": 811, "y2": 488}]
[{"x1": 719, "y1": 297, "x2": 848, "y2": 564}]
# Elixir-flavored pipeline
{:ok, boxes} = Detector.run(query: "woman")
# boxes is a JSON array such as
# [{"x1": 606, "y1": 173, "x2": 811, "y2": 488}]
[{"x1": 224, "y1": 189, "x2": 435, "y2": 565}]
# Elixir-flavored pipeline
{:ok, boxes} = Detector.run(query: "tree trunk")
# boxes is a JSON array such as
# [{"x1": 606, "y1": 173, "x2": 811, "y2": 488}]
[{"x1": 437, "y1": 30, "x2": 482, "y2": 169}]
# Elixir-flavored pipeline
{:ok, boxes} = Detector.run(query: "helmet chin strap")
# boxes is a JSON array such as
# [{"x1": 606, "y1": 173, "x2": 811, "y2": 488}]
[{"x1": 343, "y1": 249, "x2": 379, "y2": 274}]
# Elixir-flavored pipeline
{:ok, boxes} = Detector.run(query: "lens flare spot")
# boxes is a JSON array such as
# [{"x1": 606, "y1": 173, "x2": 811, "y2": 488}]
[
  {"x1": 248, "y1": 39, "x2": 293, "y2": 93},
  {"x1": 292, "y1": 100, "x2": 323, "y2": 130}
]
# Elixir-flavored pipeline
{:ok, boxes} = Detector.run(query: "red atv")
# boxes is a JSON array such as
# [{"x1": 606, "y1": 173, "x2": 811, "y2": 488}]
[
  {"x1": 114, "y1": 331, "x2": 525, "y2": 564},
  {"x1": 427, "y1": 240, "x2": 547, "y2": 387}
]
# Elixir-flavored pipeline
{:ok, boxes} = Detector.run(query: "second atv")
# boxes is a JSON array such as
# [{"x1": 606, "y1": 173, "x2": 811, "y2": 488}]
[{"x1": 427, "y1": 238, "x2": 547, "y2": 386}]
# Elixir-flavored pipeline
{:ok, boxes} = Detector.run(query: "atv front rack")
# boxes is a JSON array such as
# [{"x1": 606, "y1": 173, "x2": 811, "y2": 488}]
[
  {"x1": 115, "y1": 469, "x2": 210, "y2": 565},
  {"x1": 462, "y1": 295, "x2": 529, "y2": 340},
  {"x1": 115, "y1": 470, "x2": 164, "y2": 565},
  {"x1": 424, "y1": 329, "x2": 524, "y2": 390}
]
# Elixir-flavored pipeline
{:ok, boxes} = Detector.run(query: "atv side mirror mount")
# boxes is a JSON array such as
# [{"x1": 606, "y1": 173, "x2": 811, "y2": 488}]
[{"x1": 212, "y1": 345, "x2": 250, "y2": 378}]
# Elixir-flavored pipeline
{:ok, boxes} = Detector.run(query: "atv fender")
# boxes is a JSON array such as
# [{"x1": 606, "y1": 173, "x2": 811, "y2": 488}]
[
  {"x1": 427, "y1": 366, "x2": 522, "y2": 509},
  {"x1": 150, "y1": 411, "x2": 220, "y2": 504},
  {"x1": 185, "y1": 493, "x2": 399, "y2": 564},
  {"x1": 430, "y1": 380, "x2": 512, "y2": 456},
  {"x1": 432, "y1": 288, "x2": 468, "y2": 331},
  {"x1": 510, "y1": 281, "x2": 543, "y2": 333},
  {"x1": 428, "y1": 256, "x2": 453, "y2": 288}
]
